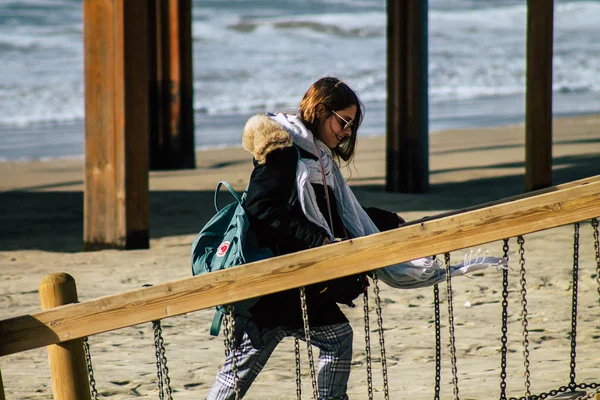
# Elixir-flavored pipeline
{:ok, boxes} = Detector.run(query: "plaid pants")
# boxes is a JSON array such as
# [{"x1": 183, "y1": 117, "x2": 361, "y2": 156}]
[{"x1": 207, "y1": 322, "x2": 353, "y2": 400}]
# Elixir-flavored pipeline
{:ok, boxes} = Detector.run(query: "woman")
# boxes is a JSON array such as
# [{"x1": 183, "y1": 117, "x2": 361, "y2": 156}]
[{"x1": 207, "y1": 77, "x2": 403, "y2": 400}]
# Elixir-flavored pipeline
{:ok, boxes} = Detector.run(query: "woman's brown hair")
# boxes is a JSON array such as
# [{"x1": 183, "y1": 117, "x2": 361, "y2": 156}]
[{"x1": 299, "y1": 77, "x2": 364, "y2": 162}]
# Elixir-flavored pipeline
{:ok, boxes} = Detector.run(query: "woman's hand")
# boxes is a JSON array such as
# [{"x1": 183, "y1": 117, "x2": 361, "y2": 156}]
[
  {"x1": 323, "y1": 237, "x2": 345, "y2": 245},
  {"x1": 397, "y1": 214, "x2": 406, "y2": 228}
]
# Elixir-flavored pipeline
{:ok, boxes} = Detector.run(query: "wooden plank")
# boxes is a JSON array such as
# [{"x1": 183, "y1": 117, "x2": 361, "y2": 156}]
[
  {"x1": 525, "y1": 0, "x2": 554, "y2": 191},
  {"x1": 149, "y1": 0, "x2": 195, "y2": 170},
  {"x1": 386, "y1": 0, "x2": 429, "y2": 193},
  {"x1": 1, "y1": 176, "x2": 599, "y2": 356},
  {"x1": 83, "y1": 0, "x2": 150, "y2": 250}
]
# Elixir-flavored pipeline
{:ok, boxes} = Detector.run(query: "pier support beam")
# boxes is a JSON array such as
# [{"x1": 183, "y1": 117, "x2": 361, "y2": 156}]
[
  {"x1": 40, "y1": 273, "x2": 91, "y2": 400},
  {"x1": 83, "y1": 0, "x2": 150, "y2": 250},
  {"x1": 149, "y1": 0, "x2": 196, "y2": 170},
  {"x1": 525, "y1": 0, "x2": 554, "y2": 192},
  {"x1": 386, "y1": 0, "x2": 429, "y2": 193}
]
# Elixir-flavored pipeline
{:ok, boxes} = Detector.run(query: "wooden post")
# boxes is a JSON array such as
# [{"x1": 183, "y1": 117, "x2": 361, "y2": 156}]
[
  {"x1": 39, "y1": 273, "x2": 91, "y2": 400},
  {"x1": 525, "y1": 0, "x2": 553, "y2": 192},
  {"x1": 149, "y1": 0, "x2": 196, "y2": 170},
  {"x1": 83, "y1": 0, "x2": 150, "y2": 250},
  {"x1": 0, "y1": 368, "x2": 5, "y2": 400},
  {"x1": 386, "y1": 0, "x2": 429, "y2": 193}
]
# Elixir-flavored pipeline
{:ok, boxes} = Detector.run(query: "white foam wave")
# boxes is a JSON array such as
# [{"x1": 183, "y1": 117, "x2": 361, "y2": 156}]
[{"x1": 1, "y1": 0, "x2": 598, "y2": 127}]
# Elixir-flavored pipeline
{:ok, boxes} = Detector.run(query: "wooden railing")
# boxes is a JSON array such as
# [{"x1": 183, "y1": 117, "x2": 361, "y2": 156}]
[{"x1": 1, "y1": 175, "x2": 599, "y2": 359}]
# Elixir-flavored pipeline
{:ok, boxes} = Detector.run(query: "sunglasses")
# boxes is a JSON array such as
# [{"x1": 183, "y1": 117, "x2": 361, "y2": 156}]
[{"x1": 331, "y1": 110, "x2": 354, "y2": 132}]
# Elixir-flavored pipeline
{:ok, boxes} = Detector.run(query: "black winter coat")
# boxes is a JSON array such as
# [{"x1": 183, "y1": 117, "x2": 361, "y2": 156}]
[{"x1": 244, "y1": 145, "x2": 402, "y2": 330}]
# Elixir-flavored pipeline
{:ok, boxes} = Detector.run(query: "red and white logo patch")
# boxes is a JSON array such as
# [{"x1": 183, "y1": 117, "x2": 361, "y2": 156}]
[{"x1": 216, "y1": 241, "x2": 230, "y2": 257}]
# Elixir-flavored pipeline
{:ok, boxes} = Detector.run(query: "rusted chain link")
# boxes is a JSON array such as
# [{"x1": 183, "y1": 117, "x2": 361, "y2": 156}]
[
  {"x1": 445, "y1": 252, "x2": 460, "y2": 400},
  {"x1": 82, "y1": 336, "x2": 99, "y2": 400},
  {"x1": 363, "y1": 289, "x2": 374, "y2": 400},
  {"x1": 592, "y1": 218, "x2": 600, "y2": 308},
  {"x1": 152, "y1": 320, "x2": 173, "y2": 400},
  {"x1": 299, "y1": 287, "x2": 318, "y2": 400},
  {"x1": 500, "y1": 239, "x2": 510, "y2": 400},
  {"x1": 569, "y1": 223, "x2": 580, "y2": 390},
  {"x1": 509, "y1": 382, "x2": 600, "y2": 400},
  {"x1": 574, "y1": 385, "x2": 600, "y2": 400},
  {"x1": 373, "y1": 274, "x2": 390, "y2": 400},
  {"x1": 295, "y1": 338, "x2": 302, "y2": 400},
  {"x1": 433, "y1": 282, "x2": 442, "y2": 400},
  {"x1": 517, "y1": 235, "x2": 531, "y2": 399},
  {"x1": 223, "y1": 306, "x2": 240, "y2": 400}
]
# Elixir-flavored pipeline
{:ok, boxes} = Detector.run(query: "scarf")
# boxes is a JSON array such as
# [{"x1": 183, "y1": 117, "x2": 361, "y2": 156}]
[{"x1": 270, "y1": 113, "x2": 380, "y2": 241}]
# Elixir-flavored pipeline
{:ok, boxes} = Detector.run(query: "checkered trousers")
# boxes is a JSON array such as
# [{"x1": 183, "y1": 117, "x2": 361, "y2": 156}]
[{"x1": 207, "y1": 322, "x2": 353, "y2": 400}]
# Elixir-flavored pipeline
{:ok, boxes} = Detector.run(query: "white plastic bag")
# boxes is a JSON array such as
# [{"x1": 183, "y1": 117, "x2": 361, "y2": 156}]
[{"x1": 375, "y1": 249, "x2": 508, "y2": 289}]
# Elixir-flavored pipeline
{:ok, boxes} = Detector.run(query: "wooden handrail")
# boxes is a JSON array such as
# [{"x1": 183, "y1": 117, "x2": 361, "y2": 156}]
[{"x1": 1, "y1": 176, "x2": 599, "y2": 357}]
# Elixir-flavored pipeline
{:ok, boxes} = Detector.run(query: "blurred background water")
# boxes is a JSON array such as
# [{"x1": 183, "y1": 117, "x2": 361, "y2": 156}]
[{"x1": 0, "y1": 0, "x2": 598, "y2": 160}]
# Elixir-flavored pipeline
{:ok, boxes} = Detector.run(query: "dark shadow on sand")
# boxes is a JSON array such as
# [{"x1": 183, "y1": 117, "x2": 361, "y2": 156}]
[
  {"x1": 430, "y1": 137, "x2": 600, "y2": 156},
  {"x1": 1, "y1": 152, "x2": 598, "y2": 253}
]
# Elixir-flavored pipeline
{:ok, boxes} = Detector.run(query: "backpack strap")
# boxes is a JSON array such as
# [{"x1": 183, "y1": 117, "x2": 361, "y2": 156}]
[
  {"x1": 210, "y1": 310, "x2": 224, "y2": 336},
  {"x1": 214, "y1": 181, "x2": 243, "y2": 212}
]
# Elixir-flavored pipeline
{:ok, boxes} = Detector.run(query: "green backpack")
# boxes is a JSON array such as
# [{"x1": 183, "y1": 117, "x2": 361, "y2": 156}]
[{"x1": 191, "y1": 181, "x2": 273, "y2": 336}]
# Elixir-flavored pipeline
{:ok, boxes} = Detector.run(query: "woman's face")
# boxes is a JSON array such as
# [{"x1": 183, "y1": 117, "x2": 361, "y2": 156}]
[{"x1": 316, "y1": 104, "x2": 357, "y2": 149}]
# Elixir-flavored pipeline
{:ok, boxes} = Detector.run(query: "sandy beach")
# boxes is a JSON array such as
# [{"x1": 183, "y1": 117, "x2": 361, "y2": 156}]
[{"x1": 1, "y1": 115, "x2": 600, "y2": 399}]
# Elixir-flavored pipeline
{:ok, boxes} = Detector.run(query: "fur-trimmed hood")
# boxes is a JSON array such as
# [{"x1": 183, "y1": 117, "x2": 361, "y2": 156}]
[{"x1": 242, "y1": 114, "x2": 294, "y2": 165}]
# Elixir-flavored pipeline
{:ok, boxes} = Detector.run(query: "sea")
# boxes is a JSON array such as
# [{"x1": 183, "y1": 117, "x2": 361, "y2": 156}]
[{"x1": 0, "y1": 0, "x2": 599, "y2": 161}]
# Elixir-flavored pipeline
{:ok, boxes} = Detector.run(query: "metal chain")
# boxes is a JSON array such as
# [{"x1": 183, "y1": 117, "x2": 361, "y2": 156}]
[
  {"x1": 363, "y1": 289, "x2": 374, "y2": 400},
  {"x1": 222, "y1": 307, "x2": 240, "y2": 399},
  {"x1": 444, "y1": 252, "x2": 460, "y2": 400},
  {"x1": 82, "y1": 336, "x2": 99, "y2": 400},
  {"x1": 574, "y1": 385, "x2": 600, "y2": 400},
  {"x1": 569, "y1": 223, "x2": 580, "y2": 390},
  {"x1": 517, "y1": 235, "x2": 531, "y2": 399},
  {"x1": 152, "y1": 320, "x2": 173, "y2": 400},
  {"x1": 506, "y1": 224, "x2": 600, "y2": 400},
  {"x1": 295, "y1": 338, "x2": 302, "y2": 400},
  {"x1": 152, "y1": 321, "x2": 165, "y2": 399},
  {"x1": 222, "y1": 310, "x2": 231, "y2": 357},
  {"x1": 373, "y1": 274, "x2": 390, "y2": 400},
  {"x1": 433, "y1": 283, "x2": 442, "y2": 400},
  {"x1": 508, "y1": 382, "x2": 600, "y2": 400},
  {"x1": 592, "y1": 218, "x2": 600, "y2": 308},
  {"x1": 225, "y1": 306, "x2": 240, "y2": 400},
  {"x1": 299, "y1": 287, "x2": 319, "y2": 400},
  {"x1": 500, "y1": 239, "x2": 510, "y2": 400}
]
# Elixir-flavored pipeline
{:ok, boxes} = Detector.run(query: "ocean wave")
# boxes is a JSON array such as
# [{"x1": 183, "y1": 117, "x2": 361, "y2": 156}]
[
  {"x1": 223, "y1": 11, "x2": 385, "y2": 38},
  {"x1": 217, "y1": 2, "x2": 600, "y2": 41},
  {"x1": 432, "y1": 1, "x2": 600, "y2": 31},
  {"x1": 228, "y1": 18, "x2": 382, "y2": 38}
]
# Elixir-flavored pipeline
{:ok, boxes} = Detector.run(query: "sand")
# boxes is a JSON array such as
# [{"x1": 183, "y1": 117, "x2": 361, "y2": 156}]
[{"x1": 1, "y1": 115, "x2": 600, "y2": 399}]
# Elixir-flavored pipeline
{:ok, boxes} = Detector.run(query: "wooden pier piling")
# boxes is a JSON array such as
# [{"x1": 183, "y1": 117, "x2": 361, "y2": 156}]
[
  {"x1": 83, "y1": 0, "x2": 150, "y2": 250},
  {"x1": 149, "y1": 0, "x2": 196, "y2": 170},
  {"x1": 525, "y1": 0, "x2": 554, "y2": 191},
  {"x1": 386, "y1": 0, "x2": 429, "y2": 193}
]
